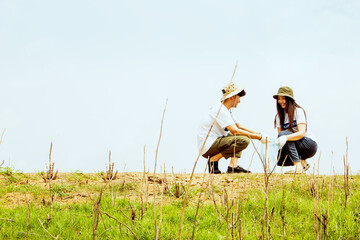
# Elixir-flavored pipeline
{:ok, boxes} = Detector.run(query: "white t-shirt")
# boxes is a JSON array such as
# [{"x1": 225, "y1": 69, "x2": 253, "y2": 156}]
[
  {"x1": 197, "y1": 102, "x2": 238, "y2": 155},
  {"x1": 275, "y1": 107, "x2": 317, "y2": 142}
]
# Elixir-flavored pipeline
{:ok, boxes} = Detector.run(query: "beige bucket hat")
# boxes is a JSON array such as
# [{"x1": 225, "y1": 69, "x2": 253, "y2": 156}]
[{"x1": 221, "y1": 82, "x2": 245, "y2": 101}]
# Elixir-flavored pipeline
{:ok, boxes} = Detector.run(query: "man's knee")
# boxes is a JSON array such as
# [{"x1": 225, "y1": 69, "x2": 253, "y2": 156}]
[
  {"x1": 234, "y1": 136, "x2": 250, "y2": 149},
  {"x1": 242, "y1": 136, "x2": 250, "y2": 147},
  {"x1": 224, "y1": 135, "x2": 250, "y2": 149}
]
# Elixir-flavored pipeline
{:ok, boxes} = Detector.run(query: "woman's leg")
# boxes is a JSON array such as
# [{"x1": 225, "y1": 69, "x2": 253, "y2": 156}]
[
  {"x1": 277, "y1": 130, "x2": 301, "y2": 166},
  {"x1": 295, "y1": 137, "x2": 318, "y2": 160}
]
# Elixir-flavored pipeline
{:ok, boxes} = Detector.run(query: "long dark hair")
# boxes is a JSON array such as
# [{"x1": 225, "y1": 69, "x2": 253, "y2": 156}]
[{"x1": 274, "y1": 97, "x2": 307, "y2": 132}]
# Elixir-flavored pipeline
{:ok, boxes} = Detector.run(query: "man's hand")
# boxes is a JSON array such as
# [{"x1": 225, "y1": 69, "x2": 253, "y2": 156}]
[{"x1": 260, "y1": 133, "x2": 272, "y2": 144}]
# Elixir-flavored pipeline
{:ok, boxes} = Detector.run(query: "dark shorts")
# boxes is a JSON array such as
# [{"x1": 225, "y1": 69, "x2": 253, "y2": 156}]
[{"x1": 277, "y1": 130, "x2": 318, "y2": 166}]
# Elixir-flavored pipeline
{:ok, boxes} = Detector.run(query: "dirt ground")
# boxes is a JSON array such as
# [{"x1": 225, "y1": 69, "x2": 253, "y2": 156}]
[{"x1": 0, "y1": 172, "x2": 337, "y2": 208}]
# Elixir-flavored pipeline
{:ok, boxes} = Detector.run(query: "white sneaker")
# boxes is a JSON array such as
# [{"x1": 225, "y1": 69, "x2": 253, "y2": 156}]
[
  {"x1": 301, "y1": 160, "x2": 310, "y2": 171},
  {"x1": 285, "y1": 164, "x2": 305, "y2": 174}
]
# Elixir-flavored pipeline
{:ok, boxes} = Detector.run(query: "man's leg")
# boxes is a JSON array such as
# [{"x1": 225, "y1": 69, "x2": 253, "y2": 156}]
[
  {"x1": 207, "y1": 153, "x2": 223, "y2": 174},
  {"x1": 220, "y1": 135, "x2": 250, "y2": 159},
  {"x1": 229, "y1": 157, "x2": 238, "y2": 168},
  {"x1": 203, "y1": 142, "x2": 225, "y2": 174},
  {"x1": 210, "y1": 153, "x2": 223, "y2": 162},
  {"x1": 219, "y1": 135, "x2": 251, "y2": 173},
  {"x1": 203, "y1": 135, "x2": 250, "y2": 174}
]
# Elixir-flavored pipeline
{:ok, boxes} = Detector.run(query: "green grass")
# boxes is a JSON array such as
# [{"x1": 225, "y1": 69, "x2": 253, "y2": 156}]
[{"x1": 0, "y1": 173, "x2": 360, "y2": 239}]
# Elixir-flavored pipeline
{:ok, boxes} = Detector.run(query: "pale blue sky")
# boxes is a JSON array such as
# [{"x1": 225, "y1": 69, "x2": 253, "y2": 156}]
[{"x1": 0, "y1": 1, "x2": 359, "y2": 174}]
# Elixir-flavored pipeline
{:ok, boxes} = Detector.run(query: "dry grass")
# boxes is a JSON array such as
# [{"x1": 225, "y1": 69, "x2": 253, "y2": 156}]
[{"x1": 1, "y1": 172, "x2": 343, "y2": 208}]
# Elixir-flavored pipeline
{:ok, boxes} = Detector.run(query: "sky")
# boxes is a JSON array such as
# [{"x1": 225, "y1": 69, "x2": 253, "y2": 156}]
[{"x1": 0, "y1": 0, "x2": 359, "y2": 174}]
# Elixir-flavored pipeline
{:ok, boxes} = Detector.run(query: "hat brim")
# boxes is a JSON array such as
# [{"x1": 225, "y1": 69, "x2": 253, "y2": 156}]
[
  {"x1": 273, "y1": 94, "x2": 295, "y2": 101},
  {"x1": 221, "y1": 88, "x2": 244, "y2": 101}
]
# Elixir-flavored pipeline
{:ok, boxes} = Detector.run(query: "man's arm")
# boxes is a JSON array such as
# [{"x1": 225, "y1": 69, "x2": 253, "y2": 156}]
[
  {"x1": 235, "y1": 123, "x2": 261, "y2": 135},
  {"x1": 227, "y1": 124, "x2": 262, "y2": 140}
]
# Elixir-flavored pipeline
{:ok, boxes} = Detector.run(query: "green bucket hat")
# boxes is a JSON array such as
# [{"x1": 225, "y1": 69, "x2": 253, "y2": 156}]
[{"x1": 273, "y1": 86, "x2": 295, "y2": 101}]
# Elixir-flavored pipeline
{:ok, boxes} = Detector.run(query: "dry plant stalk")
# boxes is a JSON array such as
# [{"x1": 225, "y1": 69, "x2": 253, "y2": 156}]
[
  {"x1": 41, "y1": 142, "x2": 58, "y2": 182},
  {"x1": 38, "y1": 218, "x2": 59, "y2": 239},
  {"x1": 311, "y1": 153, "x2": 326, "y2": 239},
  {"x1": 343, "y1": 137, "x2": 350, "y2": 209},
  {"x1": 140, "y1": 145, "x2": 149, "y2": 220},
  {"x1": 101, "y1": 210, "x2": 139, "y2": 240},
  {"x1": 280, "y1": 183, "x2": 287, "y2": 237},
  {"x1": 25, "y1": 193, "x2": 31, "y2": 240},
  {"x1": 157, "y1": 168, "x2": 165, "y2": 238},
  {"x1": 250, "y1": 138, "x2": 278, "y2": 240},
  {"x1": 179, "y1": 96, "x2": 223, "y2": 236},
  {"x1": 209, "y1": 171, "x2": 224, "y2": 224},
  {"x1": 0, "y1": 218, "x2": 15, "y2": 222},
  {"x1": 325, "y1": 182, "x2": 331, "y2": 238},
  {"x1": 0, "y1": 128, "x2": 6, "y2": 144},
  {"x1": 128, "y1": 201, "x2": 137, "y2": 223},
  {"x1": 143, "y1": 145, "x2": 146, "y2": 182},
  {"x1": 191, "y1": 164, "x2": 210, "y2": 240},
  {"x1": 178, "y1": 62, "x2": 239, "y2": 239},
  {"x1": 0, "y1": 129, "x2": 6, "y2": 169},
  {"x1": 314, "y1": 212, "x2": 329, "y2": 239},
  {"x1": 252, "y1": 216, "x2": 258, "y2": 238},
  {"x1": 40, "y1": 142, "x2": 58, "y2": 221},
  {"x1": 166, "y1": 169, "x2": 185, "y2": 199},
  {"x1": 227, "y1": 199, "x2": 242, "y2": 239},
  {"x1": 153, "y1": 99, "x2": 167, "y2": 240},
  {"x1": 219, "y1": 184, "x2": 242, "y2": 240},
  {"x1": 101, "y1": 150, "x2": 118, "y2": 182},
  {"x1": 93, "y1": 184, "x2": 106, "y2": 240},
  {"x1": 117, "y1": 200, "x2": 138, "y2": 223},
  {"x1": 312, "y1": 162, "x2": 319, "y2": 239}
]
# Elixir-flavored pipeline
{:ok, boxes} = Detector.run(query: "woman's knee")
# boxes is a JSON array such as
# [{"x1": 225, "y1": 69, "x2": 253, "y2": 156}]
[
  {"x1": 302, "y1": 141, "x2": 318, "y2": 159},
  {"x1": 278, "y1": 130, "x2": 292, "y2": 138}
]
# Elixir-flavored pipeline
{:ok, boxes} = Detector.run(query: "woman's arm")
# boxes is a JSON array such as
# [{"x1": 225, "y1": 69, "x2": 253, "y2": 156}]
[
  {"x1": 227, "y1": 124, "x2": 262, "y2": 140},
  {"x1": 281, "y1": 123, "x2": 306, "y2": 141}
]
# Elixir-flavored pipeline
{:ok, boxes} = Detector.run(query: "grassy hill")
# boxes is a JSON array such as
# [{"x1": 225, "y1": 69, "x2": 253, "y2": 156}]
[{"x1": 1, "y1": 168, "x2": 359, "y2": 239}]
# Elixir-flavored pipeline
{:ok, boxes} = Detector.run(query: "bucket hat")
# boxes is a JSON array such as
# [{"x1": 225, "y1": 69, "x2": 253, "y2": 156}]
[
  {"x1": 221, "y1": 82, "x2": 244, "y2": 101},
  {"x1": 273, "y1": 86, "x2": 295, "y2": 101}
]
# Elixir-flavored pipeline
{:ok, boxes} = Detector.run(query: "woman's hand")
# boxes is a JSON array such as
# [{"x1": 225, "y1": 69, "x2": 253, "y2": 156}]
[{"x1": 276, "y1": 135, "x2": 288, "y2": 147}]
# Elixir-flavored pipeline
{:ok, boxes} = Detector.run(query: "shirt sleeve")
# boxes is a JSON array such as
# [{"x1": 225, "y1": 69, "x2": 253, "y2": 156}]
[
  {"x1": 296, "y1": 108, "x2": 307, "y2": 124},
  {"x1": 230, "y1": 111, "x2": 239, "y2": 124},
  {"x1": 212, "y1": 106, "x2": 235, "y2": 129}
]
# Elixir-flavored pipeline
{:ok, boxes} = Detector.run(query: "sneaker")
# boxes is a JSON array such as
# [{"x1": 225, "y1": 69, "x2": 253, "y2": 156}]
[
  {"x1": 208, "y1": 160, "x2": 221, "y2": 174},
  {"x1": 285, "y1": 164, "x2": 305, "y2": 174},
  {"x1": 226, "y1": 165, "x2": 251, "y2": 174},
  {"x1": 301, "y1": 161, "x2": 310, "y2": 171}
]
